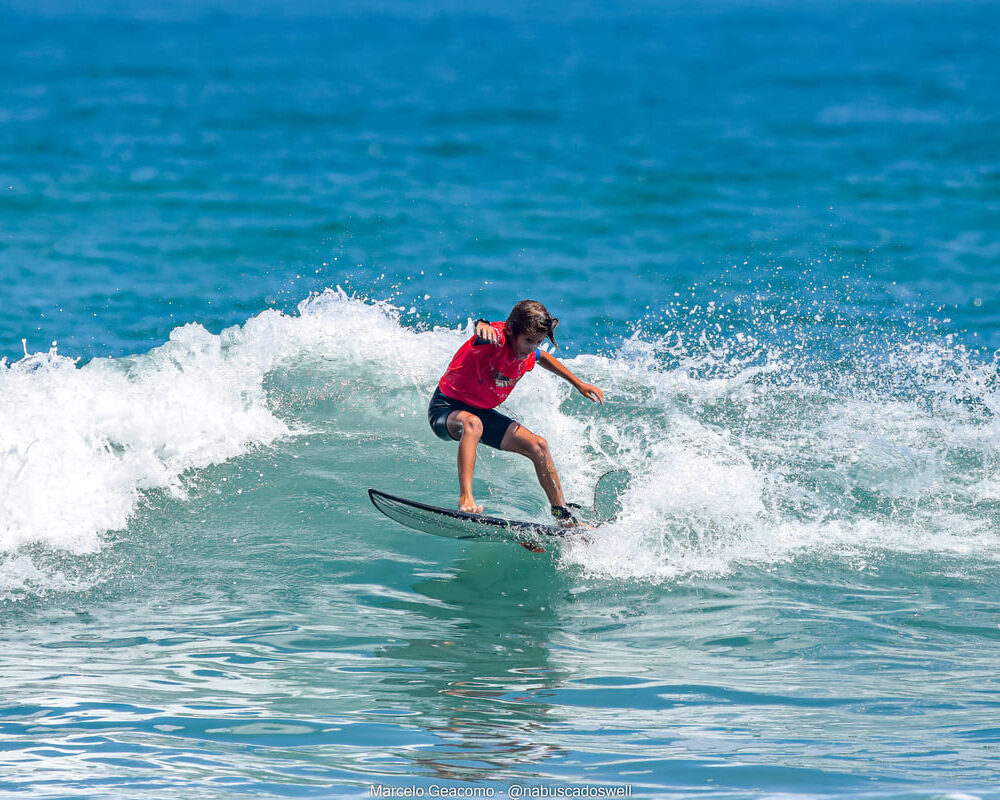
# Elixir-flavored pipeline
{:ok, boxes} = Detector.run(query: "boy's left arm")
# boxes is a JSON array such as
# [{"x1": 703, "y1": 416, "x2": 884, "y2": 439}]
[{"x1": 537, "y1": 351, "x2": 604, "y2": 404}]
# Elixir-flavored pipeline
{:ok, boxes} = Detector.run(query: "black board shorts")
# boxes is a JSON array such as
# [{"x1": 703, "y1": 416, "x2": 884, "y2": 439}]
[{"x1": 428, "y1": 387, "x2": 517, "y2": 450}]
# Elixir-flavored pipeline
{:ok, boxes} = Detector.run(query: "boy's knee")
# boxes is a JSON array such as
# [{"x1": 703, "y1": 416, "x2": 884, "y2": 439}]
[
  {"x1": 530, "y1": 435, "x2": 549, "y2": 460},
  {"x1": 461, "y1": 414, "x2": 483, "y2": 438}
]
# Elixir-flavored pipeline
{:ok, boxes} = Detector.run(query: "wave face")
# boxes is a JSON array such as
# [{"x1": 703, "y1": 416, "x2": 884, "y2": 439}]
[{"x1": 4, "y1": 289, "x2": 998, "y2": 595}]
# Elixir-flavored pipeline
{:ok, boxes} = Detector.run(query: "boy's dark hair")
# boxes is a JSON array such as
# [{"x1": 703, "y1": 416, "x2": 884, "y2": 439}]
[{"x1": 505, "y1": 300, "x2": 559, "y2": 348}]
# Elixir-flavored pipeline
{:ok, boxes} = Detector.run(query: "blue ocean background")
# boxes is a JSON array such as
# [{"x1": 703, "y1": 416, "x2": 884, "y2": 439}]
[{"x1": 2, "y1": 1, "x2": 1000, "y2": 797}]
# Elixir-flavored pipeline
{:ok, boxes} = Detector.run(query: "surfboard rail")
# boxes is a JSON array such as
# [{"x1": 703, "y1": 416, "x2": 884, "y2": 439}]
[{"x1": 367, "y1": 488, "x2": 573, "y2": 543}]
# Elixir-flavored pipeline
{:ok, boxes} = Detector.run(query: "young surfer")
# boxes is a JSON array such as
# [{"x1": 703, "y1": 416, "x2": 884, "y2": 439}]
[{"x1": 428, "y1": 300, "x2": 604, "y2": 525}]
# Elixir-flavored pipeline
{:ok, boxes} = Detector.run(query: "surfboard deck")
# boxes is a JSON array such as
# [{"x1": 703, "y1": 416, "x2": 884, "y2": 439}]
[{"x1": 367, "y1": 488, "x2": 579, "y2": 547}]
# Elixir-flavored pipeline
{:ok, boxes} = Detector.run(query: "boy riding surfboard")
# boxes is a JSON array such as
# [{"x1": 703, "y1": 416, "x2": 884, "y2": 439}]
[{"x1": 427, "y1": 300, "x2": 604, "y2": 526}]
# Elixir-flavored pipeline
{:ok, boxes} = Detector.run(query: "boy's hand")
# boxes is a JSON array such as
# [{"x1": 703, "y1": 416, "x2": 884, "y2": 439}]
[
  {"x1": 577, "y1": 382, "x2": 604, "y2": 404},
  {"x1": 475, "y1": 321, "x2": 500, "y2": 344}
]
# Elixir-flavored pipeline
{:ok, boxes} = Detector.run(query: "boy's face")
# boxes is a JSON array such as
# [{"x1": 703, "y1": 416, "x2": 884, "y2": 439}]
[{"x1": 512, "y1": 332, "x2": 546, "y2": 359}]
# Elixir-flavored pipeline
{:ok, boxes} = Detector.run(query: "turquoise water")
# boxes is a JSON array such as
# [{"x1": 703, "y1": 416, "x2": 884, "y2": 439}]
[{"x1": 3, "y1": 2, "x2": 1000, "y2": 797}]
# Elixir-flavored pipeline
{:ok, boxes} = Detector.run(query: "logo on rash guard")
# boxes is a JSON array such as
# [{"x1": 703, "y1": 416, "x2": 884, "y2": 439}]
[{"x1": 493, "y1": 370, "x2": 515, "y2": 388}]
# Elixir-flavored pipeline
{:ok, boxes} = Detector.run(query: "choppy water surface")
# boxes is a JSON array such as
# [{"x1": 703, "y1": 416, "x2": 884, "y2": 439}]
[{"x1": 2, "y1": 2, "x2": 1000, "y2": 798}]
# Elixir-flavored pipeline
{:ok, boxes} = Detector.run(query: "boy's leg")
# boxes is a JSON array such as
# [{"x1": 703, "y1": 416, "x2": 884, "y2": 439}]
[
  {"x1": 447, "y1": 410, "x2": 484, "y2": 513},
  {"x1": 499, "y1": 423, "x2": 566, "y2": 508}
]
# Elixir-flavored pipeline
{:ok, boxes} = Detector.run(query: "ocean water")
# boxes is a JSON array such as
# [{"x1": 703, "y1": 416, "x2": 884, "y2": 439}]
[{"x1": 2, "y1": 1, "x2": 1000, "y2": 797}]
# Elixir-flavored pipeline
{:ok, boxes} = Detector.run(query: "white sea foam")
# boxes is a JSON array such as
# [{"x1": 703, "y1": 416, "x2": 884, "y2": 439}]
[{"x1": 1, "y1": 323, "x2": 289, "y2": 558}]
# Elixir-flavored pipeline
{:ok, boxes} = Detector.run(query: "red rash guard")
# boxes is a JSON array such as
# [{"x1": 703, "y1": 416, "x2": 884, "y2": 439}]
[{"x1": 438, "y1": 322, "x2": 538, "y2": 409}]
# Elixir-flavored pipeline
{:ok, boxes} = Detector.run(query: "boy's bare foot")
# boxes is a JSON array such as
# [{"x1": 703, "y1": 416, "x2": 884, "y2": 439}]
[
  {"x1": 458, "y1": 496, "x2": 483, "y2": 514},
  {"x1": 556, "y1": 518, "x2": 593, "y2": 530}
]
